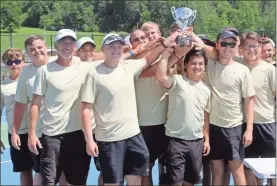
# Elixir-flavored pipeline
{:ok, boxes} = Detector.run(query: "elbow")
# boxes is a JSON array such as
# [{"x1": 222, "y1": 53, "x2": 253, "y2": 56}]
[{"x1": 155, "y1": 73, "x2": 167, "y2": 84}]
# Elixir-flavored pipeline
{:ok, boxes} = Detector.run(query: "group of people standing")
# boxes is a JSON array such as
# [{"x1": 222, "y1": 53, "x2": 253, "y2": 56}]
[{"x1": 0, "y1": 21, "x2": 276, "y2": 186}]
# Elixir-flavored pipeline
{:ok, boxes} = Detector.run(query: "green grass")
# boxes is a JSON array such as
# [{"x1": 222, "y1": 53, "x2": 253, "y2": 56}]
[{"x1": 1, "y1": 27, "x2": 105, "y2": 52}]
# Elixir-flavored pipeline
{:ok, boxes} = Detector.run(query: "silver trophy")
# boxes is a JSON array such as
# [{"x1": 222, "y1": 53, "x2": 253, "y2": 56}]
[{"x1": 171, "y1": 7, "x2": 197, "y2": 46}]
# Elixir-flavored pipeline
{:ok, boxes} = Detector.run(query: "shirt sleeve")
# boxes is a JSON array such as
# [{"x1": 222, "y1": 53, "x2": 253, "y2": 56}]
[
  {"x1": 268, "y1": 65, "x2": 276, "y2": 93},
  {"x1": 81, "y1": 70, "x2": 98, "y2": 104},
  {"x1": 241, "y1": 67, "x2": 255, "y2": 98},
  {"x1": 0, "y1": 87, "x2": 4, "y2": 113},
  {"x1": 124, "y1": 58, "x2": 147, "y2": 78},
  {"x1": 15, "y1": 68, "x2": 28, "y2": 103},
  {"x1": 205, "y1": 89, "x2": 211, "y2": 113},
  {"x1": 33, "y1": 67, "x2": 47, "y2": 96}
]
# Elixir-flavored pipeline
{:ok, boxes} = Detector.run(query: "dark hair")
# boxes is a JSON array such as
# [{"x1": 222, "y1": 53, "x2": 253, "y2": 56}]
[
  {"x1": 24, "y1": 35, "x2": 45, "y2": 52},
  {"x1": 183, "y1": 49, "x2": 208, "y2": 67},
  {"x1": 240, "y1": 31, "x2": 261, "y2": 46}
]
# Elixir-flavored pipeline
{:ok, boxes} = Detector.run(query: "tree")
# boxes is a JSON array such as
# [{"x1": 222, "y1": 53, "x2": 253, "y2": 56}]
[
  {"x1": 22, "y1": 1, "x2": 54, "y2": 28},
  {"x1": 40, "y1": 1, "x2": 98, "y2": 32},
  {"x1": 0, "y1": 1, "x2": 25, "y2": 32}
]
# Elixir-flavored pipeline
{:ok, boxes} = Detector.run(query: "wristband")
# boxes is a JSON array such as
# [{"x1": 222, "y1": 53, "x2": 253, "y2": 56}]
[{"x1": 129, "y1": 50, "x2": 134, "y2": 57}]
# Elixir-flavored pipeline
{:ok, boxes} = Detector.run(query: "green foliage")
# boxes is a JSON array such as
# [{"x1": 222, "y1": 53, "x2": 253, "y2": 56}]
[
  {"x1": 0, "y1": 1, "x2": 25, "y2": 32},
  {"x1": 0, "y1": 0, "x2": 276, "y2": 42}
]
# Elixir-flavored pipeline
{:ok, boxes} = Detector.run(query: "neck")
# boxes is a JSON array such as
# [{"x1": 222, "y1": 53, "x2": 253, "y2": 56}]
[
  {"x1": 103, "y1": 59, "x2": 120, "y2": 69},
  {"x1": 33, "y1": 58, "x2": 48, "y2": 67},
  {"x1": 244, "y1": 58, "x2": 262, "y2": 66},
  {"x1": 267, "y1": 59, "x2": 273, "y2": 64},
  {"x1": 56, "y1": 56, "x2": 72, "y2": 67},
  {"x1": 218, "y1": 56, "x2": 234, "y2": 65},
  {"x1": 186, "y1": 74, "x2": 202, "y2": 82},
  {"x1": 9, "y1": 74, "x2": 19, "y2": 80}
]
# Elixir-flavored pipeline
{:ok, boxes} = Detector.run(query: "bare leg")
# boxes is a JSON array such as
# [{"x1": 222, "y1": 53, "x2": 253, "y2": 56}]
[
  {"x1": 33, "y1": 172, "x2": 42, "y2": 185},
  {"x1": 229, "y1": 160, "x2": 246, "y2": 185},
  {"x1": 98, "y1": 173, "x2": 104, "y2": 186},
  {"x1": 125, "y1": 175, "x2": 141, "y2": 186},
  {"x1": 223, "y1": 168, "x2": 231, "y2": 186},
  {"x1": 58, "y1": 171, "x2": 67, "y2": 185},
  {"x1": 20, "y1": 169, "x2": 33, "y2": 185},
  {"x1": 211, "y1": 160, "x2": 225, "y2": 185}
]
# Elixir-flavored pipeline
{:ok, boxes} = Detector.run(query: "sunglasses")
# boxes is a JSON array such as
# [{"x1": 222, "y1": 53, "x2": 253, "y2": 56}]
[
  {"x1": 6, "y1": 59, "x2": 22, "y2": 66},
  {"x1": 220, "y1": 42, "x2": 236, "y2": 48}
]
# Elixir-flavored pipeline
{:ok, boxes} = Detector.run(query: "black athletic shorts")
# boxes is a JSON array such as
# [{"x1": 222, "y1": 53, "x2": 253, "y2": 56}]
[
  {"x1": 245, "y1": 122, "x2": 276, "y2": 158},
  {"x1": 40, "y1": 130, "x2": 91, "y2": 185},
  {"x1": 8, "y1": 133, "x2": 40, "y2": 173},
  {"x1": 97, "y1": 133, "x2": 150, "y2": 184},
  {"x1": 164, "y1": 137, "x2": 204, "y2": 185},
  {"x1": 209, "y1": 124, "x2": 244, "y2": 161},
  {"x1": 140, "y1": 124, "x2": 169, "y2": 166}
]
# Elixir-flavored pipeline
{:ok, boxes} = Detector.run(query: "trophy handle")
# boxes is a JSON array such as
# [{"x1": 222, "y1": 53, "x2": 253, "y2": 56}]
[
  {"x1": 171, "y1": 7, "x2": 177, "y2": 21},
  {"x1": 188, "y1": 10, "x2": 197, "y2": 26}
]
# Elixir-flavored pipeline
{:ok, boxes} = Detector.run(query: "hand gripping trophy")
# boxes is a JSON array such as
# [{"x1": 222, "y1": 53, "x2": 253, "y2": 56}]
[{"x1": 171, "y1": 6, "x2": 197, "y2": 47}]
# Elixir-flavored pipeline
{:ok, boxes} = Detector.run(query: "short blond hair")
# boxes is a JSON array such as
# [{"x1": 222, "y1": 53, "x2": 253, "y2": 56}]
[
  {"x1": 2, "y1": 48, "x2": 25, "y2": 63},
  {"x1": 140, "y1": 21, "x2": 160, "y2": 32}
]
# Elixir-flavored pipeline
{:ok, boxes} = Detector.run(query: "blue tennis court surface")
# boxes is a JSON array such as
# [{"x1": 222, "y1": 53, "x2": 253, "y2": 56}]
[
  {"x1": 0, "y1": 108, "x2": 160, "y2": 185},
  {"x1": 1, "y1": 108, "x2": 235, "y2": 185}
]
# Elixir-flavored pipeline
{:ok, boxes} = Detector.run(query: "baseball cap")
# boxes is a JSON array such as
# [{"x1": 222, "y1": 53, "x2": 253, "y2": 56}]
[
  {"x1": 217, "y1": 30, "x2": 238, "y2": 41},
  {"x1": 198, "y1": 34, "x2": 216, "y2": 47},
  {"x1": 55, "y1": 29, "x2": 77, "y2": 42},
  {"x1": 101, "y1": 33, "x2": 125, "y2": 47},
  {"x1": 76, "y1": 37, "x2": 96, "y2": 50},
  {"x1": 124, "y1": 35, "x2": 131, "y2": 45},
  {"x1": 223, "y1": 27, "x2": 239, "y2": 36}
]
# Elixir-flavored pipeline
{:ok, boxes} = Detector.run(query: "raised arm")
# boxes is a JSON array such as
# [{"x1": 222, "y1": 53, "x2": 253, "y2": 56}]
[
  {"x1": 191, "y1": 33, "x2": 218, "y2": 60},
  {"x1": 140, "y1": 42, "x2": 193, "y2": 78},
  {"x1": 155, "y1": 48, "x2": 175, "y2": 89}
]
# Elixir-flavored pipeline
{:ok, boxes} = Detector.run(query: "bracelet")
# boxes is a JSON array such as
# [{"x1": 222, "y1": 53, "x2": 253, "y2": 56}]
[{"x1": 129, "y1": 50, "x2": 134, "y2": 57}]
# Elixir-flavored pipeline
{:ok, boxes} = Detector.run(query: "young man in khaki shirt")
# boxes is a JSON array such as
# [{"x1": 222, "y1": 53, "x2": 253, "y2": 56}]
[
  {"x1": 156, "y1": 48, "x2": 211, "y2": 185},
  {"x1": 240, "y1": 31, "x2": 276, "y2": 186},
  {"x1": 28, "y1": 29, "x2": 92, "y2": 185},
  {"x1": 204, "y1": 30, "x2": 256, "y2": 185},
  {"x1": 81, "y1": 32, "x2": 176, "y2": 185}
]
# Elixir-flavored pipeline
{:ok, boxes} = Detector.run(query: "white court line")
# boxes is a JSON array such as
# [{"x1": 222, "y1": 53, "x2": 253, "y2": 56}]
[{"x1": 1, "y1": 160, "x2": 11, "y2": 164}]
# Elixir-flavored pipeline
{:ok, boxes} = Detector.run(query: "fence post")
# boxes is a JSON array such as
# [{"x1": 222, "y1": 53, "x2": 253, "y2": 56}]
[
  {"x1": 50, "y1": 35, "x2": 53, "y2": 56},
  {"x1": 10, "y1": 32, "x2": 13, "y2": 48}
]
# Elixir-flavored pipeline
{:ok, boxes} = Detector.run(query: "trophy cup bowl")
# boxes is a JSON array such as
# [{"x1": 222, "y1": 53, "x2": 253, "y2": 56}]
[{"x1": 171, "y1": 7, "x2": 197, "y2": 47}]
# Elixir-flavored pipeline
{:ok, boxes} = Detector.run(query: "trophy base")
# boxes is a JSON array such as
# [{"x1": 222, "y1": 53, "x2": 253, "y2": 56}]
[{"x1": 175, "y1": 35, "x2": 192, "y2": 47}]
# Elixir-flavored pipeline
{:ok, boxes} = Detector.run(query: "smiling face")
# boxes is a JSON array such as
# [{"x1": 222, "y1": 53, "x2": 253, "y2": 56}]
[
  {"x1": 185, "y1": 55, "x2": 206, "y2": 81},
  {"x1": 130, "y1": 30, "x2": 148, "y2": 49},
  {"x1": 101, "y1": 41, "x2": 124, "y2": 61},
  {"x1": 26, "y1": 39, "x2": 48, "y2": 66},
  {"x1": 2, "y1": 49, "x2": 25, "y2": 78},
  {"x1": 55, "y1": 36, "x2": 77, "y2": 60},
  {"x1": 261, "y1": 42, "x2": 275, "y2": 63},
  {"x1": 241, "y1": 38, "x2": 261, "y2": 63},
  {"x1": 77, "y1": 42, "x2": 96, "y2": 62},
  {"x1": 216, "y1": 38, "x2": 237, "y2": 60}
]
